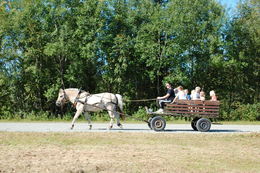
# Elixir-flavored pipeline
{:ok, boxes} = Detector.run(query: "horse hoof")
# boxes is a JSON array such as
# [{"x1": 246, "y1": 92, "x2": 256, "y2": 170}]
[
  {"x1": 117, "y1": 123, "x2": 123, "y2": 129},
  {"x1": 108, "y1": 125, "x2": 113, "y2": 130},
  {"x1": 89, "y1": 125, "x2": 92, "y2": 130},
  {"x1": 71, "y1": 124, "x2": 74, "y2": 130}
]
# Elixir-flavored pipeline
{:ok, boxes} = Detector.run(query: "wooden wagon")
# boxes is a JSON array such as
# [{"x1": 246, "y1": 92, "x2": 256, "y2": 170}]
[{"x1": 147, "y1": 100, "x2": 220, "y2": 132}]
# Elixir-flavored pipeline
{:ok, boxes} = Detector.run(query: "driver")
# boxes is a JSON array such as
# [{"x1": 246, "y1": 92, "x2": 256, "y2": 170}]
[{"x1": 155, "y1": 82, "x2": 175, "y2": 113}]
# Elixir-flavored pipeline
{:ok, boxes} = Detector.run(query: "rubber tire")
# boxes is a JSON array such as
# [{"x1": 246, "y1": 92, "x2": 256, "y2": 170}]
[
  {"x1": 191, "y1": 117, "x2": 200, "y2": 131},
  {"x1": 147, "y1": 117, "x2": 153, "y2": 129},
  {"x1": 150, "y1": 116, "x2": 166, "y2": 131},
  {"x1": 196, "y1": 118, "x2": 211, "y2": 132}
]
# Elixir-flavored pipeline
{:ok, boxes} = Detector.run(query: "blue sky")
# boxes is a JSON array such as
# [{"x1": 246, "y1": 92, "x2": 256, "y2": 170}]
[{"x1": 218, "y1": 0, "x2": 240, "y2": 9}]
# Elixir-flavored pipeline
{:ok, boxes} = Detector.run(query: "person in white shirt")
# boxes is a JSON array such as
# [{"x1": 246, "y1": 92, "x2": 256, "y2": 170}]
[
  {"x1": 171, "y1": 86, "x2": 187, "y2": 103},
  {"x1": 191, "y1": 87, "x2": 201, "y2": 100}
]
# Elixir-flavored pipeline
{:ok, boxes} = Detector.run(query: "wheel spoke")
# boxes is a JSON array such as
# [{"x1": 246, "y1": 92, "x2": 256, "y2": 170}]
[
  {"x1": 150, "y1": 116, "x2": 166, "y2": 131},
  {"x1": 196, "y1": 118, "x2": 211, "y2": 132}
]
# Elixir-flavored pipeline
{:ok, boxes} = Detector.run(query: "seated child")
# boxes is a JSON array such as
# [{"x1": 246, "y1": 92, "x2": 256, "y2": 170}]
[
  {"x1": 210, "y1": 90, "x2": 217, "y2": 101},
  {"x1": 184, "y1": 89, "x2": 191, "y2": 100},
  {"x1": 200, "y1": 91, "x2": 205, "y2": 101}
]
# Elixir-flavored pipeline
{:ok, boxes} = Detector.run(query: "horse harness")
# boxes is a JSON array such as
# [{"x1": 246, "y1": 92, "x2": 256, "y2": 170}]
[
  {"x1": 73, "y1": 89, "x2": 90, "y2": 107},
  {"x1": 72, "y1": 90, "x2": 119, "y2": 112},
  {"x1": 100, "y1": 93, "x2": 119, "y2": 112}
]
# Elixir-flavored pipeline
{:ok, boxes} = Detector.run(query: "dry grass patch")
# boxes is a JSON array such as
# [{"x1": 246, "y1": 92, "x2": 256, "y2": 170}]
[{"x1": 0, "y1": 132, "x2": 259, "y2": 173}]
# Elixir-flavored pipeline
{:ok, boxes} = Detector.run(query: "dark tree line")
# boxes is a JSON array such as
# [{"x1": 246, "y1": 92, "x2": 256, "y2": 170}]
[{"x1": 0, "y1": 0, "x2": 259, "y2": 120}]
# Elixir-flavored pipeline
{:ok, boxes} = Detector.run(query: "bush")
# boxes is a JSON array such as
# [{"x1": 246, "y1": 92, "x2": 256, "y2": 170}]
[
  {"x1": 131, "y1": 107, "x2": 150, "y2": 121},
  {"x1": 131, "y1": 106, "x2": 186, "y2": 122},
  {"x1": 0, "y1": 106, "x2": 14, "y2": 119},
  {"x1": 229, "y1": 103, "x2": 260, "y2": 121}
]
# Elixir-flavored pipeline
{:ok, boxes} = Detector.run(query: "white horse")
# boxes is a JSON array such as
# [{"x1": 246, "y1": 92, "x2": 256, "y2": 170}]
[{"x1": 55, "y1": 88, "x2": 124, "y2": 130}]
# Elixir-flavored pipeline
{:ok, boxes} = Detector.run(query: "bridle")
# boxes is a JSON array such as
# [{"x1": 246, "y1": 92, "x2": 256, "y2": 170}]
[{"x1": 60, "y1": 89, "x2": 70, "y2": 105}]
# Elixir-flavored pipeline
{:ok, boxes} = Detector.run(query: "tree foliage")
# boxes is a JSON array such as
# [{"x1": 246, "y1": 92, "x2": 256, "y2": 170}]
[{"x1": 0, "y1": 0, "x2": 259, "y2": 120}]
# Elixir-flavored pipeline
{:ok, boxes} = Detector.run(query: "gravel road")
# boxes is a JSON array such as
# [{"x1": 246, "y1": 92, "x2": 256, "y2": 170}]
[{"x1": 0, "y1": 122, "x2": 259, "y2": 133}]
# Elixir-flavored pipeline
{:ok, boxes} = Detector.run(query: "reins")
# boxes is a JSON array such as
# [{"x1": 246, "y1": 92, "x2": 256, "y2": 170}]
[{"x1": 123, "y1": 98, "x2": 157, "y2": 102}]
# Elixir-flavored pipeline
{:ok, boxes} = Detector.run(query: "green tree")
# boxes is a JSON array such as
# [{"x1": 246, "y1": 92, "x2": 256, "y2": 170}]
[
  {"x1": 223, "y1": 0, "x2": 260, "y2": 108},
  {"x1": 0, "y1": 0, "x2": 258, "y2": 120}
]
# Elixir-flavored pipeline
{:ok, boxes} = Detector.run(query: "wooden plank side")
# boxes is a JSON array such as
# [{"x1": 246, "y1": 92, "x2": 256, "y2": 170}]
[
  {"x1": 166, "y1": 105, "x2": 219, "y2": 109},
  {"x1": 204, "y1": 101, "x2": 220, "y2": 105},
  {"x1": 166, "y1": 100, "x2": 220, "y2": 105},
  {"x1": 176, "y1": 100, "x2": 203, "y2": 104},
  {"x1": 164, "y1": 111, "x2": 219, "y2": 115},
  {"x1": 165, "y1": 108, "x2": 219, "y2": 112},
  {"x1": 167, "y1": 108, "x2": 220, "y2": 112},
  {"x1": 149, "y1": 100, "x2": 220, "y2": 118},
  {"x1": 164, "y1": 113, "x2": 219, "y2": 117}
]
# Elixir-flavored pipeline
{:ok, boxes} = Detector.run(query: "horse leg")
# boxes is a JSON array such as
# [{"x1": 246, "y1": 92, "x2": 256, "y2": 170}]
[
  {"x1": 84, "y1": 112, "x2": 92, "y2": 130},
  {"x1": 107, "y1": 104, "x2": 122, "y2": 129},
  {"x1": 109, "y1": 117, "x2": 114, "y2": 130},
  {"x1": 71, "y1": 107, "x2": 83, "y2": 130},
  {"x1": 107, "y1": 104, "x2": 114, "y2": 130},
  {"x1": 115, "y1": 111, "x2": 123, "y2": 129}
]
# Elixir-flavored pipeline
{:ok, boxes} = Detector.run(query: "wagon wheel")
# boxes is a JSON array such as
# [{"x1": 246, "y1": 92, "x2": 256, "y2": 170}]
[
  {"x1": 196, "y1": 118, "x2": 211, "y2": 132},
  {"x1": 150, "y1": 116, "x2": 166, "y2": 131},
  {"x1": 191, "y1": 117, "x2": 200, "y2": 131},
  {"x1": 147, "y1": 117, "x2": 153, "y2": 129}
]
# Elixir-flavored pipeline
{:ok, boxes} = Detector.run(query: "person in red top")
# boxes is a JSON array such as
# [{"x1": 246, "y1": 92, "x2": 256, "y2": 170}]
[{"x1": 210, "y1": 90, "x2": 217, "y2": 101}]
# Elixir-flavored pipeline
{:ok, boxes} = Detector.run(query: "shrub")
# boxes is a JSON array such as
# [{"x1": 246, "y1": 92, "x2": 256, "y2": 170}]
[
  {"x1": 0, "y1": 106, "x2": 14, "y2": 119},
  {"x1": 132, "y1": 107, "x2": 150, "y2": 120},
  {"x1": 229, "y1": 103, "x2": 260, "y2": 121}
]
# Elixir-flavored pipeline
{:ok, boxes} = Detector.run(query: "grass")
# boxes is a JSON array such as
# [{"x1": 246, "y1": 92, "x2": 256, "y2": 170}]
[{"x1": 0, "y1": 132, "x2": 259, "y2": 173}]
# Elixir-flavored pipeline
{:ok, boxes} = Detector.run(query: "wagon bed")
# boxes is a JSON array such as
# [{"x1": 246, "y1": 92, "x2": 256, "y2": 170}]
[{"x1": 147, "y1": 100, "x2": 220, "y2": 132}]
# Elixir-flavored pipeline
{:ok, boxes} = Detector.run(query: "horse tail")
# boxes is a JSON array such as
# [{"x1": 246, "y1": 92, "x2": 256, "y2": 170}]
[
  {"x1": 115, "y1": 94, "x2": 125, "y2": 120},
  {"x1": 115, "y1": 94, "x2": 123, "y2": 111}
]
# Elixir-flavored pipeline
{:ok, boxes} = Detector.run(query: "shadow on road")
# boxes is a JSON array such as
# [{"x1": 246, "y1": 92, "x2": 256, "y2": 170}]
[
  {"x1": 165, "y1": 129, "x2": 242, "y2": 133},
  {"x1": 95, "y1": 128, "x2": 243, "y2": 133}
]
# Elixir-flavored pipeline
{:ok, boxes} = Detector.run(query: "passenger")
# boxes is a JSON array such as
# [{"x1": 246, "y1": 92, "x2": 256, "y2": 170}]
[
  {"x1": 200, "y1": 91, "x2": 206, "y2": 101},
  {"x1": 174, "y1": 88, "x2": 179, "y2": 95},
  {"x1": 171, "y1": 86, "x2": 187, "y2": 103},
  {"x1": 191, "y1": 87, "x2": 200, "y2": 100},
  {"x1": 190, "y1": 90, "x2": 195, "y2": 100},
  {"x1": 155, "y1": 82, "x2": 175, "y2": 113},
  {"x1": 210, "y1": 90, "x2": 217, "y2": 101},
  {"x1": 184, "y1": 89, "x2": 191, "y2": 100}
]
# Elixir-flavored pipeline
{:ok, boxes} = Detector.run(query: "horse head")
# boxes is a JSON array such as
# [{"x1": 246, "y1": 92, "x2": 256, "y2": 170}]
[{"x1": 56, "y1": 89, "x2": 69, "y2": 107}]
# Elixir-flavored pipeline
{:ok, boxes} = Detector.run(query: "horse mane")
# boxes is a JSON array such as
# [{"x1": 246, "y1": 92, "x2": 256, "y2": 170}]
[
  {"x1": 65, "y1": 88, "x2": 81, "y2": 91},
  {"x1": 65, "y1": 88, "x2": 90, "y2": 95}
]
